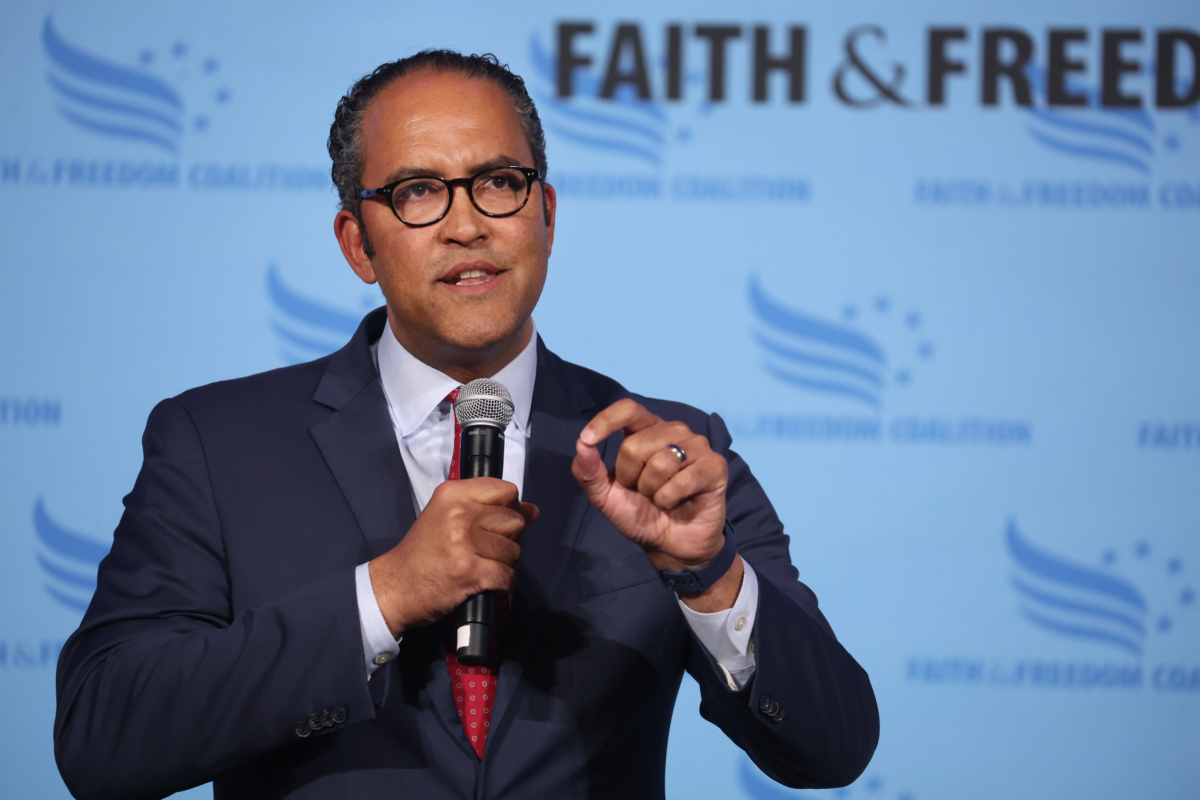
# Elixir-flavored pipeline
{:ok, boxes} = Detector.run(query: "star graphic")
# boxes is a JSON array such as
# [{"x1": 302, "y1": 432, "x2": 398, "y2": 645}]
[
  {"x1": 139, "y1": 49, "x2": 155, "y2": 65},
  {"x1": 676, "y1": 127, "x2": 692, "y2": 143},
  {"x1": 172, "y1": 41, "x2": 188, "y2": 58},
  {"x1": 193, "y1": 115, "x2": 210, "y2": 131},
  {"x1": 1167, "y1": 557, "x2": 1182, "y2": 574},
  {"x1": 898, "y1": 794, "x2": 914, "y2": 800},
  {"x1": 215, "y1": 88, "x2": 231, "y2": 105},
  {"x1": 866, "y1": 775, "x2": 883, "y2": 792},
  {"x1": 843, "y1": 304, "x2": 858, "y2": 321},
  {"x1": 203, "y1": 57, "x2": 219, "y2": 74},
  {"x1": 1164, "y1": 134, "x2": 1180, "y2": 151},
  {"x1": 894, "y1": 370, "x2": 911, "y2": 386},
  {"x1": 874, "y1": 295, "x2": 890, "y2": 313},
  {"x1": 905, "y1": 311, "x2": 921, "y2": 329},
  {"x1": 1135, "y1": 542, "x2": 1150, "y2": 558},
  {"x1": 1158, "y1": 615, "x2": 1173, "y2": 632},
  {"x1": 917, "y1": 342, "x2": 934, "y2": 359},
  {"x1": 1102, "y1": 549, "x2": 1117, "y2": 566},
  {"x1": 1182, "y1": 588, "x2": 1195, "y2": 606}
]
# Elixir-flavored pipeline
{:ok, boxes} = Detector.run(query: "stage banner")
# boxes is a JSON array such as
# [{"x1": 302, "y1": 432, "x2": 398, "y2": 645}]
[{"x1": 1, "y1": 1, "x2": 1197, "y2": 797}]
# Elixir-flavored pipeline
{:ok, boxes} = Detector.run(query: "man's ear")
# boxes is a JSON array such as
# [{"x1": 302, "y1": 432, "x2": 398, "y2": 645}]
[
  {"x1": 542, "y1": 182, "x2": 557, "y2": 255},
  {"x1": 334, "y1": 209, "x2": 377, "y2": 284}
]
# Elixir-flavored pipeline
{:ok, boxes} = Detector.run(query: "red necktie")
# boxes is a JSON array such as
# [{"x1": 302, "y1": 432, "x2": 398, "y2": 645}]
[{"x1": 443, "y1": 389, "x2": 497, "y2": 760}]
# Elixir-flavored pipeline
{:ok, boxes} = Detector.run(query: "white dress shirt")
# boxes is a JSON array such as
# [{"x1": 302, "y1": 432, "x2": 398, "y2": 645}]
[{"x1": 354, "y1": 319, "x2": 757, "y2": 689}]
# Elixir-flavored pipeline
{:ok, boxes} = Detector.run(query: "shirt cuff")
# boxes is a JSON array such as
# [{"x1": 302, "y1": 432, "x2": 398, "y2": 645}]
[
  {"x1": 355, "y1": 562, "x2": 401, "y2": 678},
  {"x1": 676, "y1": 559, "x2": 759, "y2": 691}
]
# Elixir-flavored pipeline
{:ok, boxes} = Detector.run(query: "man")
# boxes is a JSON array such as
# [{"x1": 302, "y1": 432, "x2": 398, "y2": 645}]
[{"x1": 55, "y1": 51, "x2": 878, "y2": 799}]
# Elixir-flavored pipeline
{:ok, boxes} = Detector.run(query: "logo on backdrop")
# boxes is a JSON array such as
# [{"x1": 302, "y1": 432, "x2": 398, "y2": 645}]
[
  {"x1": 735, "y1": 277, "x2": 1031, "y2": 446},
  {"x1": 33, "y1": 497, "x2": 108, "y2": 614},
  {"x1": 552, "y1": 21, "x2": 1200, "y2": 113},
  {"x1": 528, "y1": 27, "x2": 811, "y2": 204},
  {"x1": 0, "y1": 16, "x2": 326, "y2": 193},
  {"x1": 266, "y1": 263, "x2": 380, "y2": 364},
  {"x1": 1006, "y1": 520, "x2": 1193, "y2": 656},
  {"x1": 545, "y1": 21, "x2": 1200, "y2": 210},
  {"x1": 749, "y1": 276, "x2": 931, "y2": 410},
  {"x1": 908, "y1": 519, "x2": 1198, "y2": 693},
  {"x1": 42, "y1": 16, "x2": 229, "y2": 154},
  {"x1": 1021, "y1": 64, "x2": 1169, "y2": 177}
]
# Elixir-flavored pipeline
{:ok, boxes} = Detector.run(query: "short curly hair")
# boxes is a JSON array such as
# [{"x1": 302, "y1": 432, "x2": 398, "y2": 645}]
[{"x1": 328, "y1": 49, "x2": 548, "y2": 252}]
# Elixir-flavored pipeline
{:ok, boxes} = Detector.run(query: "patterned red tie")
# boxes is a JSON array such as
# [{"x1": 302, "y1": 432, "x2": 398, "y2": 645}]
[{"x1": 443, "y1": 389, "x2": 498, "y2": 760}]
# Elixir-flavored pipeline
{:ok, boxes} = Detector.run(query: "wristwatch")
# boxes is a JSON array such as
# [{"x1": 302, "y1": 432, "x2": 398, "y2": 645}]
[{"x1": 656, "y1": 521, "x2": 738, "y2": 593}]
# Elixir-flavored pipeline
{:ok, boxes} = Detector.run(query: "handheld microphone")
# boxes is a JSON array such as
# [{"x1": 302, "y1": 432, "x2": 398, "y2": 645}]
[{"x1": 452, "y1": 378, "x2": 514, "y2": 666}]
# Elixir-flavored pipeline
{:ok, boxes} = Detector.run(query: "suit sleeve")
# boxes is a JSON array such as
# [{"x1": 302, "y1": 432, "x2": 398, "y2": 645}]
[
  {"x1": 54, "y1": 398, "x2": 380, "y2": 800},
  {"x1": 683, "y1": 412, "x2": 880, "y2": 789}
]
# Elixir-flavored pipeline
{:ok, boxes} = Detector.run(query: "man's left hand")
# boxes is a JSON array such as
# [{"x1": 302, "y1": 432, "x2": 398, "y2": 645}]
[{"x1": 572, "y1": 399, "x2": 742, "y2": 609}]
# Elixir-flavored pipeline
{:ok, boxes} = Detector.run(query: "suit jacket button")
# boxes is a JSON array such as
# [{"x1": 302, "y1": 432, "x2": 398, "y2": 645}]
[
  {"x1": 295, "y1": 722, "x2": 312, "y2": 738},
  {"x1": 331, "y1": 707, "x2": 347, "y2": 724},
  {"x1": 758, "y1": 694, "x2": 782, "y2": 722},
  {"x1": 309, "y1": 712, "x2": 325, "y2": 730}
]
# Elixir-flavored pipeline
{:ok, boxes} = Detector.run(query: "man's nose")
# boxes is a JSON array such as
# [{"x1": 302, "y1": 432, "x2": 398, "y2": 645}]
[{"x1": 439, "y1": 183, "x2": 487, "y2": 244}]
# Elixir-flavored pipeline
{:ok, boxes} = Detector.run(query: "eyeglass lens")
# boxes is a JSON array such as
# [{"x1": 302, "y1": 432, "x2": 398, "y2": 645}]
[{"x1": 393, "y1": 168, "x2": 531, "y2": 224}]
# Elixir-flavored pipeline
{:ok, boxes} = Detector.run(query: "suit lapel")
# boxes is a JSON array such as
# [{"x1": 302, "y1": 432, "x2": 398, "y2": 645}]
[
  {"x1": 308, "y1": 308, "x2": 417, "y2": 560},
  {"x1": 309, "y1": 379, "x2": 416, "y2": 560}
]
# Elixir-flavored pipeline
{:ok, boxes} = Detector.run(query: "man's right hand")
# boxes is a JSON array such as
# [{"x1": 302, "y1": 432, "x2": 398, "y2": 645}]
[{"x1": 368, "y1": 478, "x2": 538, "y2": 637}]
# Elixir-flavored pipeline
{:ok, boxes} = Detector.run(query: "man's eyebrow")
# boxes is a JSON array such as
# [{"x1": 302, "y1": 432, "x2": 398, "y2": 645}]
[
  {"x1": 467, "y1": 155, "x2": 526, "y2": 174},
  {"x1": 379, "y1": 155, "x2": 529, "y2": 186},
  {"x1": 379, "y1": 165, "x2": 435, "y2": 186}
]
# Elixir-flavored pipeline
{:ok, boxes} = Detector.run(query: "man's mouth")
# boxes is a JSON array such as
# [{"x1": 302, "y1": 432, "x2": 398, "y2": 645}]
[
  {"x1": 440, "y1": 261, "x2": 502, "y2": 288},
  {"x1": 452, "y1": 268, "x2": 494, "y2": 286}
]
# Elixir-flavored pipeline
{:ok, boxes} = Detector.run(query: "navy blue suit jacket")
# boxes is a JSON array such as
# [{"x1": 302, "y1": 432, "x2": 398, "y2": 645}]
[{"x1": 55, "y1": 308, "x2": 878, "y2": 800}]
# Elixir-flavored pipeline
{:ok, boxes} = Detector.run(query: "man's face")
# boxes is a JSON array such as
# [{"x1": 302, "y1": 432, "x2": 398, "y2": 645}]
[{"x1": 338, "y1": 70, "x2": 555, "y2": 368}]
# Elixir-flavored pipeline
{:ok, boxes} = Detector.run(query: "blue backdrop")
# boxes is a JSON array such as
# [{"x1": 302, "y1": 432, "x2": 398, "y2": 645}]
[{"x1": 2, "y1": 1, "x2": 1198, "y2": 798}]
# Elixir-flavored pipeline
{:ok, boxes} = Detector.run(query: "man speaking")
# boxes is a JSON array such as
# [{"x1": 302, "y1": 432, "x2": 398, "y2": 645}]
[{"x1": 54, "y1": 51, "x2": 878, "y2": 799}]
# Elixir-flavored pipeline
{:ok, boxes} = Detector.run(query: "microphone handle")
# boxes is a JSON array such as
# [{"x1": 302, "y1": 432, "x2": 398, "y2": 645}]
[{"x1": 453, "y1": 424, "x2": 505, "y2": 666}]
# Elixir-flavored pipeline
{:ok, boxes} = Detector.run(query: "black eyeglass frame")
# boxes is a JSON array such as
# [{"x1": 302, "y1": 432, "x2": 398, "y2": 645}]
[{"x1": 359, "y1": 166, "x2": 543, "y2": 227}]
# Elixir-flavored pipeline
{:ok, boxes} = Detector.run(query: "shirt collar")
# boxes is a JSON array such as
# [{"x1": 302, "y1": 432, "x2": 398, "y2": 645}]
[{"x1": 376, "y1": 317, "x2": 538, "y2": 438}]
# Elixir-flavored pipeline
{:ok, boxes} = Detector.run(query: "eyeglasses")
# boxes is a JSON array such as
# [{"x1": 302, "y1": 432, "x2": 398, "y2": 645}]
[{"x1": 360, "y1": 166, "x2": 543, "y2": 227}]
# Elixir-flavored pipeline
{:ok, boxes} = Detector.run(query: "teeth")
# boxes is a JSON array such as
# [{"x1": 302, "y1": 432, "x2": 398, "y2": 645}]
[{"x1": 453, "y1": 268, "x2": 494, "y2": 286}]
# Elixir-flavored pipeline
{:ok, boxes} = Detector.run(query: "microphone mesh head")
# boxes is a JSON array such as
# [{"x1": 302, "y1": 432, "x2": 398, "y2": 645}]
[{"x1": 454, "y1": 378, "x2": 515, "y2": 429}]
